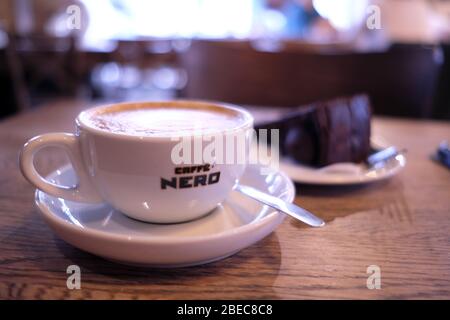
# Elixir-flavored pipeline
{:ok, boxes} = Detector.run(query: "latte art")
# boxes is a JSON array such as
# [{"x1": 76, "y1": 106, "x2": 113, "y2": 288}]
[{"x1": 85, "y1": 107, "x2": 244, "y2": 136}]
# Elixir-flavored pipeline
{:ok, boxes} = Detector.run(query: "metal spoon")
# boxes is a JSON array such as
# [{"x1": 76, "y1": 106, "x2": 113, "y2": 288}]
[
  {"x1": 234, "y1": 184, "x2": 325, "y2": 227},
  {"x1": 319, "y1": 147, "x2": 406, "y2": 175}
]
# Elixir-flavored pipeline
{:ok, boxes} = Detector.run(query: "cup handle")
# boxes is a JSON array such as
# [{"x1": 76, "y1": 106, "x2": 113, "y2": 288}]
[{"x1": 19, "y1": 132, "x2": 103, "y2": 203}]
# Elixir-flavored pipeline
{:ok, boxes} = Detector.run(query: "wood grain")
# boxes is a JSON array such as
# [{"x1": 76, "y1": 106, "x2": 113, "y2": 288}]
[{"x1": 0, "y1": 100, "x2": 449, "y2": 299}]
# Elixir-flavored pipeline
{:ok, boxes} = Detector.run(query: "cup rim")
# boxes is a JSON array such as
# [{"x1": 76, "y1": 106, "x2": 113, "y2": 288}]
[{"x1": 76, "y1": 100, "x2": 254, "y2": 140}]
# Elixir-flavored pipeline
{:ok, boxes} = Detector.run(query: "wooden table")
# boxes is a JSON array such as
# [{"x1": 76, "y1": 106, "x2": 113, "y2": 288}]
[{"x1": 1, "y1": 100, "x2": 450, "y2": 299}]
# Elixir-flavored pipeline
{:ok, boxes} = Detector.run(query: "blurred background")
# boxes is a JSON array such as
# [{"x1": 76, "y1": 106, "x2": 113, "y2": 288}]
[{"x1": 0, "y1": 0, "x2": 449, "y2": 120}]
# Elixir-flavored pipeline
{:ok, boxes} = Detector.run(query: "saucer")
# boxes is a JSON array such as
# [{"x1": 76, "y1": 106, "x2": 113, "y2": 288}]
[
  {"x1": 279, "y1": 136, "x2": 406, "y2": 185},
  {"x1": 35, "y1": 164, "x2": 295, "y2": 267}
]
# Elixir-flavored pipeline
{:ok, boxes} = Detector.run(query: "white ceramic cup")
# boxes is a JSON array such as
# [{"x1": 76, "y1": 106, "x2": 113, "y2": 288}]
[{"x1": 20, "y1": 101, "x2": 254, "y2": 223}]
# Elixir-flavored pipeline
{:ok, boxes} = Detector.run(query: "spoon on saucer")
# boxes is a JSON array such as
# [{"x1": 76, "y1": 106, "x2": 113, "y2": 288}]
[{"x1": 234, "y1": 184, "x2": 325, "y2": 227}]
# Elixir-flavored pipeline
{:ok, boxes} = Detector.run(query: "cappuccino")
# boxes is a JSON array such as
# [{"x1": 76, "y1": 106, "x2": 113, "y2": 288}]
[
  {"x1": 83, "y1": 104, "x2": 246, "y2": 137},
  {"x1": 21, "y1": 100, "x2": 254, "y2": 223}
]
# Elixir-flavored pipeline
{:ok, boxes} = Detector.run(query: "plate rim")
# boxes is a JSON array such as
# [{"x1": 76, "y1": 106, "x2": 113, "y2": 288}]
[{"x1": 280, "y1": 155, "x2": 406, "y2": 185}]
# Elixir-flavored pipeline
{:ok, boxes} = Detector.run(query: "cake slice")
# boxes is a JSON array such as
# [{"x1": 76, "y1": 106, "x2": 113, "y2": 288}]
[{"x1": 255, "y1": 94, "x2": 372, "y2": 167}]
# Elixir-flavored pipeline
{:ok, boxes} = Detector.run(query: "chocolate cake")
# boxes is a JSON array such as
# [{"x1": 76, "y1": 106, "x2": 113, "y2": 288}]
[{"x1": 255, "y1": 94, "x2": 372, "y2": 167}]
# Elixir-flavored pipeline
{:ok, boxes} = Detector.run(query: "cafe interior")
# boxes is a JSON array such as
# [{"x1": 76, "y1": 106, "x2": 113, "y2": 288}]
[
  {"x1": 1, "y1": 0, "x2": 450, "y2": 300},
  {"x1": 1, "y1": 0, "x2": 450, "y2": 119}
]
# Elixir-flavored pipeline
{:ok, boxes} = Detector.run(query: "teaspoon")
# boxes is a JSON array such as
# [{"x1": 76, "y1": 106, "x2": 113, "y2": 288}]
[{"x1": 234, "y1": 184, "x2": 325, "y2": 227}]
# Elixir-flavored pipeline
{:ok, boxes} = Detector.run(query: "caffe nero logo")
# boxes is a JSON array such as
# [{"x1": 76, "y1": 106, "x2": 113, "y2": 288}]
[{"x1": 161, "y1": 164, "x2": 220, "y2": 189}]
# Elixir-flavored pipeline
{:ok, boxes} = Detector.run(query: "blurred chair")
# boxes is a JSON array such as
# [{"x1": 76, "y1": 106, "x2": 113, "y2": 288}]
[
  {"x1": 91, "y1": 38, "x2": 186, "y2": 101},
  {"x1": 0, "y1": 34, "x2": 29, "y2": 118},
  {"x1": 180, "y1": 40, "x2": 442, "y2": 118},
  {"x1": 13, "y1": 34, "x2": 87, "y2": 105},
  {"x1": 113, "y1": 39, "x2": 178, "y2": 69}
]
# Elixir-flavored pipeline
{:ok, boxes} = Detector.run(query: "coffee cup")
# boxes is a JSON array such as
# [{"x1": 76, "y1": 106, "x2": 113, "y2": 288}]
[{"x1": 20, "y1": 101, "x2": 254, "y2": 223}]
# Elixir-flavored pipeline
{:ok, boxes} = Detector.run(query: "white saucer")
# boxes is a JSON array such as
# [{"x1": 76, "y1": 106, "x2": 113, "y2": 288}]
[
  {"x1": 35, "y1": 164, "x2": 295, "y2": 267},
  {"x1": 279, "y1": 136, "x2": 406, "y2": 185}
]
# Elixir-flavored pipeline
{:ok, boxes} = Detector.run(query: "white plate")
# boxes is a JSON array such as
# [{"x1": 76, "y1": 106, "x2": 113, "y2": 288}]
[
  {"x1": 35, "y1": 164, "x2": 295, "y2": 267},
  {"x1": 279, "y1": 136, "x2": 406, "y2": 185}
]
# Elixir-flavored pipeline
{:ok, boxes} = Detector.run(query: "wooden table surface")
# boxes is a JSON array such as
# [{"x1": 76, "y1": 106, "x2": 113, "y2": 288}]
[{"x1": 1, "y1": 100, "x2": 450, "y2": 299}]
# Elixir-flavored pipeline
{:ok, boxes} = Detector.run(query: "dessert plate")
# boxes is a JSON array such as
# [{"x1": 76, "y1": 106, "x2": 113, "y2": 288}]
[
  {"x1": 278, "y1": 136, "x2": 406, "y2": 185},
  {"x1": 35, "y1": 164, "x2": 295, "y2": 267}
]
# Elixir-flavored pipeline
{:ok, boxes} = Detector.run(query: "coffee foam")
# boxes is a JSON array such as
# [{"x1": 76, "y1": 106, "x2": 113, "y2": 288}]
[{"x1": 83, "y1": 105, "x2": 247, "y2": 137}]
